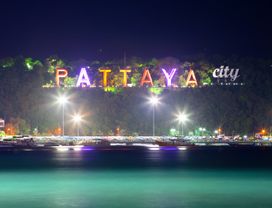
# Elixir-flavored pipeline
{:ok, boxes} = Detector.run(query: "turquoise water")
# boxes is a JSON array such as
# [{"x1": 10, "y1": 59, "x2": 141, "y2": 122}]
[
  {"x1": 0, "y1": 147, "x2": 272, "y2": 207},
  {"x1": 0, "y1": 169, "x2": 272, "y2": 208}
]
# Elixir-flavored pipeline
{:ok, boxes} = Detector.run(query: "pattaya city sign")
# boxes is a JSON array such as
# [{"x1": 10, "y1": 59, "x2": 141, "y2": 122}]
[{"x1": 54, "y1": 66, "x2": 240, "y2": 88}]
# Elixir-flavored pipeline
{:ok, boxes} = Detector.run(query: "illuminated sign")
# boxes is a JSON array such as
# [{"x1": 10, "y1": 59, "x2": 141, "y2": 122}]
[
  {"x1": 53, "y1": 65, "x2": 241, "y2": 88},
  {"x1": 161, "y1": 68, "x2": 177, "y2": 87},
  {"x1": 140, "y1": 68, "x2": 154, "y2": 87},
  {"x1": 56, "y1": 68, "x2": 68, "y2": 87},
  {"x1": 212, "y1": 66, "x2": 240, "y2": 81},
  {"x1": 186, "y1": 69, "x2": 198, "y2": 87},
  {"x1": 99, "y1": 69, "x2": 112, "y2": 87},
  {"x1": 120, "y1": 69, "x2": 131, "y2": 87},
  {"x1": 76, "y1": 67, "x2": 91, "y2": 87}
]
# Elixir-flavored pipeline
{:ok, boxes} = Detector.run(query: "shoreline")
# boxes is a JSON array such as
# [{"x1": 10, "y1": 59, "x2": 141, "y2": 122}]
[{"x1": 1, "y1": 135, "x2": 272, "y2": 150}]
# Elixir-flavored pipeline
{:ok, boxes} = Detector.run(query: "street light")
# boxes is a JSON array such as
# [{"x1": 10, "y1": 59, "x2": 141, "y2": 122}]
[
  {"x1": 57, "y1": 95, "x2": 68, "y2": 137},
  {"x1": 149, "y1": 96, "x2": 160, "y2": 137},
  {"x1": 72, "y1": 114, "x2": 82, "y2": 136},
  {"x1": 199, "y1": 127, "x2": 206, "y2": 136},
  {"x1": 176, "y1": 112, "x2": 189, "y2": 137}
]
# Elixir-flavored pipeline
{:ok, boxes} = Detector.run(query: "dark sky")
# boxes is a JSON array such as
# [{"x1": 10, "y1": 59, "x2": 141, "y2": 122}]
[{"x1": 0, "y1": 0, "x2": 271, "y2": 60}]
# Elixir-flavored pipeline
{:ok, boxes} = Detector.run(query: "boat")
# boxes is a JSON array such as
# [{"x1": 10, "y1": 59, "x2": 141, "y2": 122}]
[{"x1": 155, "y1": 139, "x2": 193, "y2": 147}]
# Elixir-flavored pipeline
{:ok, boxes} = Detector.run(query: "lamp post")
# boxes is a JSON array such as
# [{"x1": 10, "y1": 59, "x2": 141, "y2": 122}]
[
  {"x1": 199, "y1": 127, "x2": 206, "y2": 136},
  {"x1": 72, "y1": 114, "x2": 82, "y2": 136},
  {"x1": 57, "y1": 95, "x2": 68, "y2": 137},
  {"x1": 149, "y1": 96, "x2": 159, "y2": 137},
  {"x1": 177, "y1": 112, "x2": 188, "y2": 137}
]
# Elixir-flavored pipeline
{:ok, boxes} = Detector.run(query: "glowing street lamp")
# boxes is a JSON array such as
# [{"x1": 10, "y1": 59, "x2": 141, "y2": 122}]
[
  {"x1": 72, "y1": 114, "x2": 82, "y2": 136},
  {"x1": 149, "y1": 96, "x2": 160, "y2": 137},
  {"x1": 57, "y1": 95, "x2": 68, "y2": 136},
  {"x1": 176, "y1": 112, "x2": 189, "y2": 137},
  {"x1": 199, "y1": 127, "x2": 206, "y2": 136},
  {"x1": 261, "y1": 129, "x2": 266, "y2": 135}
]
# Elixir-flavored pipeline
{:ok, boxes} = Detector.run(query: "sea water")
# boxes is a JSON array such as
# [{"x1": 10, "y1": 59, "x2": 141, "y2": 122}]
[{"x1": 0, "y1": 147, "x2": 272, "y2": 208}]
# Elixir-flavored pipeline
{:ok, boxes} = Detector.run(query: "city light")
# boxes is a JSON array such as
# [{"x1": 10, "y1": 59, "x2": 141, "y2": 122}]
[
  {"x1": 199, "y1": 127, "x2": 206, "y2": 136},
  {"x1": 149, "y1": 96, "x2": 160, "y2": 106},
  {"x1": 73, "y1": 145, "x2": 83, "y2": 151},
  {"x1": 149, "y1": 147, "x2": 160, "y2": 151},
  {"x1": 170, "y1": 128, "x2": 177, "y2": 136},
  {"x1": 199, "y1": 127, "x2": 206, "y2": 132},
  {"x1": 57, "y1": 95, "x2": 68, "y2": 105},
  {"x1": 176, "y1": 111, "x2": 189, "y2": 136},
  {"x1": 177, "y1": 112, "x2": 189, "y2": 124},
  {"x1": 72, "y1": 114, "x2": 83, "y2": 136},
  {"x1": 72, "y1": 114, "x2": 82, "y2": 123},
  {"x1": 56, "y1": 146, "x2": 69, "y2": 151},
  {"x1": 178, "y1": 146, "x2": 187, "y2": 151}
]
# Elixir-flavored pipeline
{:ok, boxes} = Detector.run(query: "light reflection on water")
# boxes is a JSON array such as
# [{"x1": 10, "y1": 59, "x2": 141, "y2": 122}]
[{"x1": 0, "y1": 147, "x2": 272, "y2": 208}]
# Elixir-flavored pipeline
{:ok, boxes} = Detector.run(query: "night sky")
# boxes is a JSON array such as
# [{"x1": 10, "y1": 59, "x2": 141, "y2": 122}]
[{"x1": 0, "y1": 0, "x2": 271, "y2": 60}]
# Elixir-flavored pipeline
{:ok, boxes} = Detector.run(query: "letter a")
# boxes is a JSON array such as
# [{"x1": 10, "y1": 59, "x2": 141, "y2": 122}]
[
  {"x1": 76, "y1": 68, "x2": 91, "y2": 87},
  {"x1": 140, "y1": 68, "x2": 153, "y2": 87},
  {"x1": 186, "y1": 69, "x2": 198, "y2": 87}
]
